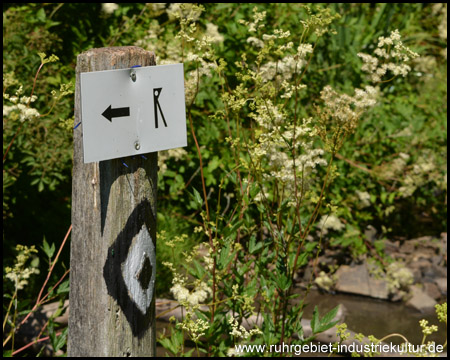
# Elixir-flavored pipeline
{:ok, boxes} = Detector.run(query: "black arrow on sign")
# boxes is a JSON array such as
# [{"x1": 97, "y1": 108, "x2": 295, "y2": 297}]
[{"x1": 102, "y1": 105, "x2": 130, "y2": 122}]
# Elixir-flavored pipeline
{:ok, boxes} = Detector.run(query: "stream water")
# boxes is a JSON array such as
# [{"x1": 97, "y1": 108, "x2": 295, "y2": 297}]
[
  {"x1": 156, "y1": 289, "x2": 446, "y2": 356},
  {"x1": 300, "y1": 289, "x2": 445, "y2": 346}
]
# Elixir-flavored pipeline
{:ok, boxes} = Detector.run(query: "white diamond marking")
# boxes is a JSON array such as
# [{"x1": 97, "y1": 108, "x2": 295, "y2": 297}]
[{"x1": 122, "y1": 224, "x2": 156, "y2": 314}]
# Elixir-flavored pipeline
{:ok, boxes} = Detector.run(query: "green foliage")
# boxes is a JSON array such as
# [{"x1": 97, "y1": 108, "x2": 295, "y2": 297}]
[
  {"x1": 311, "y1": 305, "x2": 340, "y2": 335},
  {"x1": 2, "y1": 2, "x2": 447, "y2": 357}
]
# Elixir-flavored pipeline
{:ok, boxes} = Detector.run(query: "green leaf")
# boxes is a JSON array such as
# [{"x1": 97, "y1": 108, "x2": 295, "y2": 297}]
[
  {"x1": 311, "y1": 305, "x2": 340, "y2": 335},
  {"x1": 193, "y1": 188, "x2": 203, "y2": 208},
  {"x1": 218, "y1": 242, "x2": 234, "y2": 270},
  {"x1": 223, "y1": 219, "x2": 244, "y2": 240},
  {"x1": 320, "y1": 305, "x2": 339, "y2": 329},
  {"x1": 38, "y1": 180, "x2": 44, "y2": 192},
  {"x1": 36, "y1": 8, "x2": 46, "y2": 23},
  {"x1": 311, "y1": 306, "x2": 320, "y2": 334},
  {"x1": 189, "y1": 259, "x2": 206, "y2": 279},
  {"x1": 41, "y1": 236, "x2": 55, "y2": 259},
  {"x1": 249, "y1": 236, "x2": 263, "y2": 254},
  {"x1": 56, "y1": 279, "x2": 70, "y2": 294},
  {"x1": 54, "y1": 327, "x2": 68, "y2": 351},
  {"x1": 158, "y1": 327, "x2": 184, "y2": 356}
]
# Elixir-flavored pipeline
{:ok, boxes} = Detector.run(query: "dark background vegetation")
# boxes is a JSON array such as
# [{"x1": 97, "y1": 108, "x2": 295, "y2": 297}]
[{"x1": 3, "y1": 3, "x2": 447, "y2": 356}]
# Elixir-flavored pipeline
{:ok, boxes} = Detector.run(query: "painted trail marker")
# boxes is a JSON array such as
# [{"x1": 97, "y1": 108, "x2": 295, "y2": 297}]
[{"x1": 81, "y1": 63, "x2": 187, "y2": 163}]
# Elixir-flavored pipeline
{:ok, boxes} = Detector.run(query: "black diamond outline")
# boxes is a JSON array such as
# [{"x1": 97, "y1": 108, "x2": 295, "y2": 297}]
[{"x1": 103, "y1": 199, "x2": 154, "y2": 338}]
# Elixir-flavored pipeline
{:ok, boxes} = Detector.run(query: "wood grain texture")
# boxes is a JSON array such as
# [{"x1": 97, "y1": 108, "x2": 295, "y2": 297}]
[{"x1": 69, "y1": 47, "x2": 157, "y2": 357}]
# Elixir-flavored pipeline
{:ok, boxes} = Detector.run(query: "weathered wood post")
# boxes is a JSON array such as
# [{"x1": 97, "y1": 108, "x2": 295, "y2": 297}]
[{"x1": 69, "y1": 47, "x2": 157, "y2": 356}]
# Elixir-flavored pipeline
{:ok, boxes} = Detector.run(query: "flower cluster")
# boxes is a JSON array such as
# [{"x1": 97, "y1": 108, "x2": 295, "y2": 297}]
[
  {"x1": 238, "y1": 6, "x2": 267, "y2": 33},
  {"x1": 101, "y1": 3, "x2": 118, "y2": 15},
  {"x1": 176, "y1": 314, "x2": 210, "y2": 342},
  {"x1": 355, "y1": 190, "x2": 371, "y2": 208},
  {"x1": 37, "y1": 52, "x2": 59, "y2": 65},
  {"x1": 358, "y1": 29, "x2": 419, "y2": 83},
  {"x1": 419, "y1": 319, "x2": 438, "y2": 336},
  {"x1": 51, "y1": 83, "x2": 74, "y2": 100},
  {"x1": 3, "y1": 85, "x2": 40, "y2": 122},
  {"x1": 300, "y1": 6, "x2": 341, "y2": 37},
  {"x1": 316, "y1": 85, "x2": 378, "y2": 152},
  {"x1": 435, "y1": 303, "x2": 447, "y2": 324},
  {"x1": 228, "y1": 316, "x2": 262, "y2": 340},
  {"x1": 135, "y1": 3, "x2": 221, "y2": 106},
  {"x1": 4, "y1": 244, "x2": 40, "y2": 291},
  {"x1": 172, "y1": 279, "x2": 212, "y2": 307},
  {"x1": 386, "y1": 261, "x2": 414, "y2": 298},
  {"x1": 336, "y1": 322, "x2": 350, "y2": 341},
  {"x1": 163, "y1": 245, "x2": 213, "y2": 309},
  {"x1": 166, "y1": 3, "x2": 203, "y2": 22},
  {"x1": 317, "y1": 214, "x2": 345, "y2": 234},
  {"x1": 397, "y1": 151, "x2": 444, "y2": 198}
]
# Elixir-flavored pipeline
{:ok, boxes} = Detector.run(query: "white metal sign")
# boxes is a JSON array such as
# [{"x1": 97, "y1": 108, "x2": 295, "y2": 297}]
[{"x1": 80, "y1": 64, "x2": 187, "y2": 163}]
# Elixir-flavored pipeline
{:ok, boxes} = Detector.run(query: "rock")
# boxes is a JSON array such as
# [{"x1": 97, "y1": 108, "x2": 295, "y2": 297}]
[
  {"x1": 405, "y1": 285, "x2": 437, "y2": 313},
  {"x1": 422, "y1": 263, "x2": 447, "y2": 281},
  {"x1": 14, "y1": 300, "x2": 69, "y2": 357},
  {"x1": 407, "y1": 258, "x2": 447, "y2": 283},
  {"x1": 434, "y1": 277, "x2": 447, "y2": 296},
  {"x1": 401, "y1": 236, "x2": 439, "y2": 257},
  {"x1": 384, "y1": 240, "x2": 400, "y2": 256},
  {"x1": 335, "y1": 264, "x2": 389, "y2": 300},
  {"x1": 431, "y1": 255, "x2": 444, "y2": 267},
  {"x1": 423, "y1": 282, "x2": 442, "y2": 300},
  {"x1": 440, "y1": 232, "x2": 447, "y2": 257}
]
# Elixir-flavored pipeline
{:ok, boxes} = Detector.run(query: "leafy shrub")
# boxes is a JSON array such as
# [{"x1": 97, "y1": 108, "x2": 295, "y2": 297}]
[{"x1": 2, "y1": 3, "x2": 447, "y2": 357}]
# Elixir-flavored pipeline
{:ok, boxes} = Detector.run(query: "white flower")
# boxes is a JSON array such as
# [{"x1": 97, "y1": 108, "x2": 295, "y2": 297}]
[
  {"x1": 355, "y1": 190, "x2": 371, "y2": 208},
  {"x1": 166, "y1": 3, "x2": 203, "y2": 21},
  {"x1": 318, "y1": 215, "x2": 345, "y2": 233},
  {"x1": 262, "y1": 34, "x2": 276, "y2": 41},
  {"x1": 358, "y1": 30, "x2": 418, "y2": 83},
  {"x1": 205, "y1": 23, "x2": 224, "y2": 44},
  {"x1": 101, "y1": 3, "x2": 118, "y2": 15},
  {"x1": 247, "y1": 36, "x2": 264, "y2": 48},
  {"x1": 171, "y1": 283, "x2": 189, "y2": 303},
  {"x1": 297, "y1": 43, "x2": 314, "y2": 58},
  {"x1": 228, "y1": 316, "x2": 262, "y2": 340}
]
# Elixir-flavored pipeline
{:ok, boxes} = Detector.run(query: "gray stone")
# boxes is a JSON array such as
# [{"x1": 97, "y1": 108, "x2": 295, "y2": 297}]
[
  {"x1": 335, "y1": 264, "x2": 389, "y2": 299},
  {"x1": 405, "y1": 285, "x2": 437, "y2": 313},
  {"x1": 434, "y1": 277, "x2": 447, "y2": 296},
  {"x1": 423, "y1": 282, "x2": 442, "y2": 300}
]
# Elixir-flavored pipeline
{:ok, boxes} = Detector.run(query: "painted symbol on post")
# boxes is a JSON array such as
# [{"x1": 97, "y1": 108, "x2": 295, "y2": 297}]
[
  {"x1": 103, "y1": 199, "x2": 155, "y2": 337},
  {"x1": 122, "y1": 224, "x2": 156, "y2": 315},
  {"x1": 153, "y1": 88, "x2": 167, "y2": 128}
]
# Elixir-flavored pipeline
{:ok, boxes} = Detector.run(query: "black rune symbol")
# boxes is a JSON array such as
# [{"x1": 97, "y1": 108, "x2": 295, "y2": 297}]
[{"x1": 153, "y1": 88, "x2": 167, "y2": 128}]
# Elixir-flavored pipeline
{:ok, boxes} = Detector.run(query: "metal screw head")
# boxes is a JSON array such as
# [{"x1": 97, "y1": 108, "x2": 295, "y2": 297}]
[
  {"x1": 130, "y1": 70, "x2": 136, "y2": 82},
  {"x1": 134, "y1": 141, "x2": 140, "y2": 150}
]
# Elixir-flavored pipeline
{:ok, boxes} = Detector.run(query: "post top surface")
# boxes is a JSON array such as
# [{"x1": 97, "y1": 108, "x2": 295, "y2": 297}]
[{"x1": 82, "y1": 46, "x2": 152, "y2": 56}]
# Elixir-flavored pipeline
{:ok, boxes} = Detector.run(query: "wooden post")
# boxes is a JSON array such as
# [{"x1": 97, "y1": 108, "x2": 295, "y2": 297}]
[{"x1": 69, "y1": 47, "x2": 157, "y2": 356}]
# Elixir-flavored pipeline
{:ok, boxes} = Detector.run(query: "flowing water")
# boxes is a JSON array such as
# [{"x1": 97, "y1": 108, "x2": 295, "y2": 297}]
[
  {"x1": 300, "y1": 289, "x2": 445, "y2": 346},
  {"x1": 156, "y1": 289, "x2": 446, "y2": 356}
]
